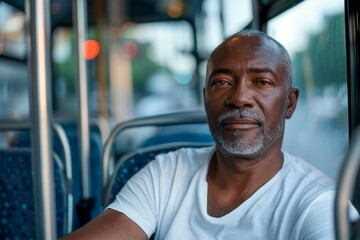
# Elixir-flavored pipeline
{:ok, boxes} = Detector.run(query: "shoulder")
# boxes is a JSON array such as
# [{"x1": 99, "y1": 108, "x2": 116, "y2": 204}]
[
  {"x1": 283, "y1": 151, "x2": 335, "y2": 189},
  {"x1": 278, "y1": 152, "x2": 337, "y2": 238},
  {"x1": 280, "y1": 151, "x2": 335, "y2": 210}
]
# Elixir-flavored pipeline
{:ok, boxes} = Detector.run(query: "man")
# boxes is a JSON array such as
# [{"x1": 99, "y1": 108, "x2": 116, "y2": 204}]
[{"x1": 61, "y1": 30, "x2": 346, "y2": 239}]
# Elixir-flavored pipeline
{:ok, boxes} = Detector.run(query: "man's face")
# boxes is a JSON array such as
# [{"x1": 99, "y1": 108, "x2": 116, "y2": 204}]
[{"x1": 204, "y1": 36, "x2": 296, "y2": 159}]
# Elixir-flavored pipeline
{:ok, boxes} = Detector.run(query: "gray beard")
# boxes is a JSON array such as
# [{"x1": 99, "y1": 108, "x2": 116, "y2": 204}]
[{"x1": 212, "y1": 109, "x2": 284, "y2": 160}]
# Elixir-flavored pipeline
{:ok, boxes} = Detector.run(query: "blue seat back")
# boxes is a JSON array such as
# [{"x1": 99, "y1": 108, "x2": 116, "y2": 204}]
[
  {"x1": 104, "y1": 143, "x2": 213, "y2": 206},
  {"x1": 13, "y1": 122, "x2": 103, "y2": 226},
  {"x1": 142, "y1": 124, "x2": 213, "y2": 147},
  {"x1": 60, "y1": 123, "x2": 103, "y2": 219},
  {"x1": 0, "y1": 148, "x2": 68, "y2": 238}
]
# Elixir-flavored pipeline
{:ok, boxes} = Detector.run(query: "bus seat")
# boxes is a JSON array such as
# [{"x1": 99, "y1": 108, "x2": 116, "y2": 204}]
[
  {"x1": 103, "y1": 142, "x2": 213, "y2": 207},
  {"x1": 0, "y1": 148, "x2": 70, "y2": 238},
  {"x1": 13, "y1": 122, "x2": 103, "y2": 229},
  {"x1": 102, "y1": 110, "x2": 211, "y2": 191},
  {"x1": 13, "y1": 129, "x2": 70, "y2": 173},
  {"x1": 60, "y1": 123, "x2": 103, "y2": 219},
  {"x1": 141, "y1": 125, "x2": 213, "y2": 147},
  {"x1": 0, "y1": 121, "x2": 74, "y2": 233}
]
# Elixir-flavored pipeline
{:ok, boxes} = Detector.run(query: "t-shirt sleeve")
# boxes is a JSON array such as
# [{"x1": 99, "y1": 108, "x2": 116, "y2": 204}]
[
  {"x1": 299, "y1": 191, "x2": 360, "y2": 240},
  {"x1": 299, "y1": 191, "x2": 335, "y2": 240},
  {"x1": 106, "y1": 161, "x2": 159, "y2": 238}
]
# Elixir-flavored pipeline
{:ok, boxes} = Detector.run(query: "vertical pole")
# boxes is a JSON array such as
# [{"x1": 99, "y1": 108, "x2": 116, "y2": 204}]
[
  {"x1": 251, "y1": 0, "x2": 268, "y2": 32},
  {"x1": 25, "y1": 0, "x2": 56, "y2": 239},
  {"x1": 335, "y1": 128, "x2": 360, "y2": 239},
  {"x1": 189, "y1": 19, "x2": 202, "y2": 105},
  {"x1": 218, "y1": 0, "x2": 226, "y2": 39},
  {"x1": 344, "y1": 0, "x2": 360, "y2": 228},
  {"x1": 73, "y1": 0, "x2": 92, "y2": 224},
  {"x1": 251, "y1": 0, "x2": 261, "y2": 30},
  {"x1": 95, "y1": 0, "x2": 108, "y2": 119},
  {"x1": 345, "y1": 0, "x2": 360, "y2": 136}
]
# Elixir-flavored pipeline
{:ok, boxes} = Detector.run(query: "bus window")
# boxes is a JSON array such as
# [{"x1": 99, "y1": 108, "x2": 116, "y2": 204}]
[
  {"x1": 53, "y1": 21, "x2": 198, "y2": 122},
  {"x1": 116, "y1": 21, "x2": 198, "y2": 119},
  {"x1": 0, "y1": 2, "x2": 27, "y2": 120},
  {"x1": 267, "y1": 0, "x2": 347, "y2": 181},
  {"x1": 52, "y1": 26, "x2": 101, "y2": 116},
  {"x1": 197, "y1": 0, "x2": 252, "y2": 56},
  {"x1": 0, "y1": 59, "x2": 28, "y2": 119},
  {"x1": 52, "y1": 27, "x2": 75, "y2": 115},
  {"x1": 0, "y1": 2, "x2": 26, "y2": 60},
  {"x1": 222, "y1": 0, "x2": 252, "y2": 37}
]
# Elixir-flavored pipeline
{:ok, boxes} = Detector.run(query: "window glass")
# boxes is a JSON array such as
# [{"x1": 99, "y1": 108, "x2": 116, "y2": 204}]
[
  {"x1": 52, "y1": 27, "x2": 76, "y2": 115},
  {"x1": 52, "y1": 21, "x2": 197, "y2": 121},
  {"x1": 0, "y1": 2, "x2": 26, "y2": 59},
  {"x1": 117, "y1": 21, "x2": 198, "y2": 118},
  {"x1": 0, "y1": 59, "x2": 28, "y2": 119},
  {"x1": 200, "y1": 0, "x2": 252, "y2": 54},
  {"x1": 222, "y1": 0, "x2": 252, "y2": 37},
  {"x1": 0, "y1": 2, "x2": 27, "y2": 119},
  {"x1": 268, "y1": 0, "x2": 347, "y2": 180},
  {"x1": 52, "y1": 27, "x2": 103, "y2": 116}
]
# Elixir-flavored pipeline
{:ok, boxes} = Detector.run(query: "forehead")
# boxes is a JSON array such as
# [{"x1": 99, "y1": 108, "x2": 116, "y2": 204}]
[{"x1": 207, "y1": 36, "x2": 285, "y2": 74}]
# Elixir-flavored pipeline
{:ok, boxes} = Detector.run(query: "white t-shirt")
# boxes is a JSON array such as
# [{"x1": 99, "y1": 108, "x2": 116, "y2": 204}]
[{"x1": 108, "y1": 147, "x2": 342, "y2": 239}]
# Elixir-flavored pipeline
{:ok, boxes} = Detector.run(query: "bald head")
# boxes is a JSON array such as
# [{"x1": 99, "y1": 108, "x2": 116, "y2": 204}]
[{"x1": 208, "y1": 29, "x2": 293, "y2": 89}]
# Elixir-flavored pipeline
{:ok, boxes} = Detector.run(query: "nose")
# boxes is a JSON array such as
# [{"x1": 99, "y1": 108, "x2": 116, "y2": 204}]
[{"x1": 225, "y1": 81, "x2": 254, "y2": 108}]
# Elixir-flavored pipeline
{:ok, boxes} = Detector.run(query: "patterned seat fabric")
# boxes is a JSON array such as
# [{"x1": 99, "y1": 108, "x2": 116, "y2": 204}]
[
  {"x1": 13, "y1": 122, "x2": 103, "y2": 228},
  {"x1": 0, "y1": 148, "x2": 67, "y2": 239}
]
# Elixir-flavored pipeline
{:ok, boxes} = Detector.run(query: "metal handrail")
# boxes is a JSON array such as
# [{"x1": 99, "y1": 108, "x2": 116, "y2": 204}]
[
  {"x1": 26, "y1": 0, "x2": 55, "y2": 237},
  {"x1": 51, "y1": 123, "x2": 73, "y2": 233},
  {"x1": 52, "y1": 116, "x2": 110, "y2": 145},
  {"x1": 101, "y1": 110, "x2": 209, "y2": 189},
  {"x1": 73, "y1": 0, "x2": 91, "y2": 200},
  {"x1": 335, "y1": 126, "x2": 360, "y2": 240}
]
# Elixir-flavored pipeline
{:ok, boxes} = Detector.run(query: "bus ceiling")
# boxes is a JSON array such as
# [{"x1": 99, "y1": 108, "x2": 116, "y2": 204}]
[
  {"x1": 1, "y1": 0, "x2": 206, "y2": 28},
  {"x1": 1, "y1": 0, "x2": 310, "y2": 32}
]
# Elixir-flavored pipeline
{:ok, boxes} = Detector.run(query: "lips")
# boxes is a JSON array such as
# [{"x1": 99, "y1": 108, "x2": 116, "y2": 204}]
[{"x1": 221, "y1": 117, "x2": 260, "y2": 130}]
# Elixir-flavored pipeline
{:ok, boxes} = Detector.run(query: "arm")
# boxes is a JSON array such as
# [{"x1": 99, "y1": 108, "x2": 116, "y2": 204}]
[
  {"x1": 63, "y1": 157, "x2": 163, "y2": 239},
  {"x1": 60, "y1": 209, "x2": 148, "y2": 240}
]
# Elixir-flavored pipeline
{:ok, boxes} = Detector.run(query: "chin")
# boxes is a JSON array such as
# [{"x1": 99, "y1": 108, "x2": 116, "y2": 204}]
[{"x1": 215, "y1": 138, "x2": 265, "y2": 160}]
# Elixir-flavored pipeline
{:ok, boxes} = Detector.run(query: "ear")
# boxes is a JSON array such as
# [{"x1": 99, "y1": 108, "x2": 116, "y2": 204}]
[{"x1": 285, "y1": 87, "x2": 299, "y2": 119}]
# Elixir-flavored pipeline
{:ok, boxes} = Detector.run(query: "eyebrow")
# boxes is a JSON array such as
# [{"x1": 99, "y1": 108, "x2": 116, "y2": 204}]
[
  {"x1": 247, "y1": 67, "x2": 277, "y2": 77},
  {"x1": 208, "y1": 67, "x2": 277, "y2": 79},
  {"x1": 208, "y1": 68, "x2": 233, "y2": 80}
]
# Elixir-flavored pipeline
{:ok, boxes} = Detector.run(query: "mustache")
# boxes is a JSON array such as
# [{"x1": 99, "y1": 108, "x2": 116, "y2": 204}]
[{"x1": 217, "y1": 109, "x2": 263, "y2": 126}]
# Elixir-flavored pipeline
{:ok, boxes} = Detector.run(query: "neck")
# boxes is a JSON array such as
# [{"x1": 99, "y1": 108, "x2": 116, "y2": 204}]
[
  {"x1": 206, "y1": 148, "x2": 284, "y2": 217},
  {"x1": 210, "y1": 147, "x2": 284, "y2": 188}
]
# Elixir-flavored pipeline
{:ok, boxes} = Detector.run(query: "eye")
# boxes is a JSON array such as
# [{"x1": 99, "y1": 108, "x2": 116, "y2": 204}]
[
  {"x1": 211, "y1": 78, "x2": 231, "y2": 87},
  {"x1": 253, "y1": 79, "x2": 273, "y2": 88},
  {"x1": 211, "y1": 79, "x2": 232, "y2": 87}
]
